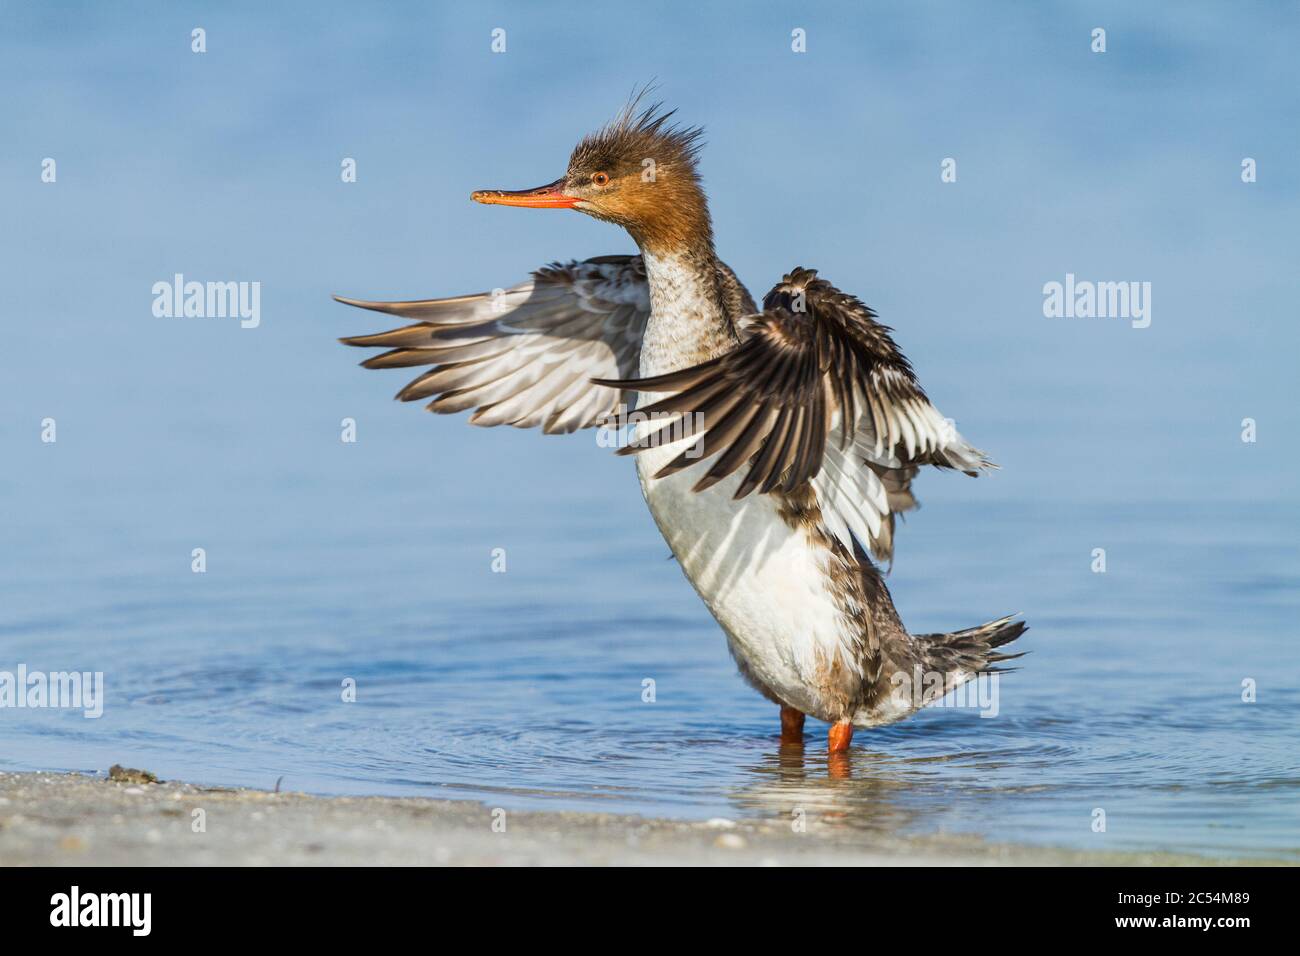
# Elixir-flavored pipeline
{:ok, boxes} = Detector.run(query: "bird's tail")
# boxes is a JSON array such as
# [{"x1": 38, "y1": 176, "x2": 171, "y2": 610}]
[{"x1": 912, "y1": 614, "x2": 1028, "y2": 700}]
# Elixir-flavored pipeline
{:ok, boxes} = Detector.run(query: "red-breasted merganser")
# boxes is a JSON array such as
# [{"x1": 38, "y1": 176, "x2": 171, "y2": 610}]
[{"x1": 336, "y1": 97, "x2": 1026, "y2": 755}]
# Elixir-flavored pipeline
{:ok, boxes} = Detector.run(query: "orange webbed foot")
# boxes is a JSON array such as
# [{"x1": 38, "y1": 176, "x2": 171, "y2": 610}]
[
  {"x1": 827, "y1": 721, "x2": 854, "y2": 778},
  {"x1": 828, "y1": 721, "x2": 854, "y2": 753}
]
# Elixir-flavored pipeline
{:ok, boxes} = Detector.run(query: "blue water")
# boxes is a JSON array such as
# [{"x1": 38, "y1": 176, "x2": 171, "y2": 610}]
[
  {"x1": 2, "y1": 2, "x2": 1299, "y2": 861},
  {"x1": 2, "y1": 424, "x2": 1297, "y2": 859}
]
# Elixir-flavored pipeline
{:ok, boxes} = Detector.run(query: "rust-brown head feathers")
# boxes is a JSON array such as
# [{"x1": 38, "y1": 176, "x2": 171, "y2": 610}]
[
  {"x1": 568, "y1": 96, "x2": 704, "y2": 181},
  {"x1": 563, "y1": 96, "x2": 712, "y2": 254}
]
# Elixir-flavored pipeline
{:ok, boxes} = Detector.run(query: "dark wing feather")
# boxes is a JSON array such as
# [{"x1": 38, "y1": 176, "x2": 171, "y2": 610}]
[{"x1": 594, "y1": 267, "x2": 995, "y2": 561}]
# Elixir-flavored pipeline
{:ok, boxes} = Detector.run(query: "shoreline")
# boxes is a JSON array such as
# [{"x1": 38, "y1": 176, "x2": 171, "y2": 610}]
[{"x1": 1, "y1": 769, "x2": 1286, "y2": 866}]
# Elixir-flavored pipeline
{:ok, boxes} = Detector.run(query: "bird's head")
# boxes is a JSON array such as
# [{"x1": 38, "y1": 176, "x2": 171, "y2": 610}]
[{"x1": 472, "y1": 94, "x2": 711, "y2": 254}]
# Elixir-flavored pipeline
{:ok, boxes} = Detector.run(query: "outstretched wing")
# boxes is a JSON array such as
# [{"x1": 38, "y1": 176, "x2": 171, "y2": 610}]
[
  {"x1": 595, "y1": 267, "x2": 993, "y2": 562},
  {"x1": 337, "y1": 255, "x2": 649, "y2": 434}
]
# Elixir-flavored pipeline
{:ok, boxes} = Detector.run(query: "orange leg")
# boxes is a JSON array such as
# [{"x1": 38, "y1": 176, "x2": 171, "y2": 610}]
[
  {"x1": 779, "y1": 705, "x2": 805, "y2": 743},
  {"x1": 828, "y1": 721, "x2": 854, "y2": 753}
]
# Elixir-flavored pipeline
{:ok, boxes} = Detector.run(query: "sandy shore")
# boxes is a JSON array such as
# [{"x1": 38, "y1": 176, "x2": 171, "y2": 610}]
[{"x1": 0, "y1": 769, "x2": 1274, "y2": 866}]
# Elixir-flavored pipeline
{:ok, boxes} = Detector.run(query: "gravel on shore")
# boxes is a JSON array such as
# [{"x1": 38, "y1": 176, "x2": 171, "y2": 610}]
[{"x1": 0, "y1": 769, "x2": 1273, "y2": 866}]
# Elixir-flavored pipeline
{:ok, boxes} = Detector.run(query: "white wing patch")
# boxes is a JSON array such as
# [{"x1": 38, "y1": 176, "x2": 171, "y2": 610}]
[
  {"x1": 859, "y1": 370, "x2": 990, "y2": 473},
  {"x1": 812, "y1": 392, "x2": 992, "y2": 558}
]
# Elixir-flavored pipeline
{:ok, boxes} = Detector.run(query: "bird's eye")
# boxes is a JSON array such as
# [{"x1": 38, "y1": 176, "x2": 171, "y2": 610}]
[{"x1": 592, "y1": 172, "x2": 610, "y2": 186}]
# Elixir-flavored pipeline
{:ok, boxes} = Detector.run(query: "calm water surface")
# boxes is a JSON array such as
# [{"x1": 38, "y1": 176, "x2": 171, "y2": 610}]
[{"x1": 2, "y1": 418, "x2": 1297, "y2": 861}]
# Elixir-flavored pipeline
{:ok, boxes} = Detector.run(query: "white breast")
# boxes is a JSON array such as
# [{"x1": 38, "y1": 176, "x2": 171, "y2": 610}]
[
  {"x1": 633, "y1": 248, "x2": 862, "y2": 720},
  {"x1": 632, "y1": 407, "x2": 860, "y2": 721}
]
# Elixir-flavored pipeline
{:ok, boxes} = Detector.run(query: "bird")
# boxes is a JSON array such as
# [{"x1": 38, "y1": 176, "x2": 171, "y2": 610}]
[{"x1": 334, "y1": 94, "x2": 1026, "y2": 756}]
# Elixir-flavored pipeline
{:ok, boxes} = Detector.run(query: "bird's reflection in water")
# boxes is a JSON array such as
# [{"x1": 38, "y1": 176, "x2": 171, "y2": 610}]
[{"x1": 729, "y1": 738, "x2": 924, "y2": 834}]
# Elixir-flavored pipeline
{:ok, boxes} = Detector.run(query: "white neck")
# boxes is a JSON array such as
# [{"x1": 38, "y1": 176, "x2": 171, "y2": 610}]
[{"x1": 638, "y1": 248, "x2": 734, "y2": 378}]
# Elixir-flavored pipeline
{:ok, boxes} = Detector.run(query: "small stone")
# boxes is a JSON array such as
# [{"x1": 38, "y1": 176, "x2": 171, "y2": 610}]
[
  {"x1": 108, "y1": 765, "x2": 158, "y2": 785},
  {"x1": 714, "y1": 833, "x2": 747, "y2": 849}
]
